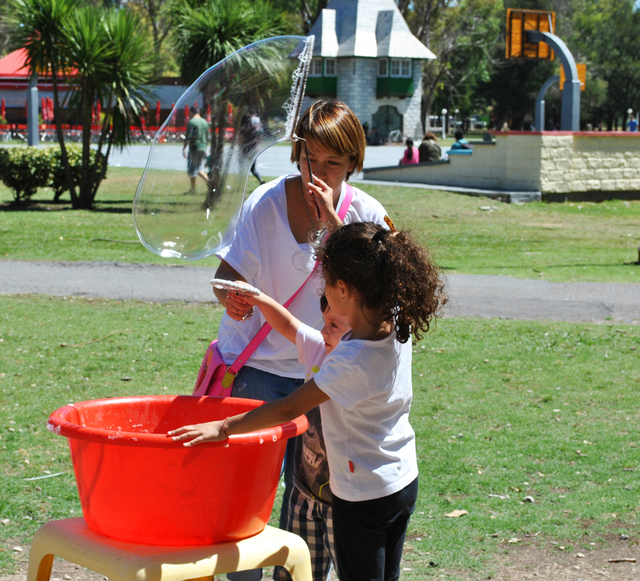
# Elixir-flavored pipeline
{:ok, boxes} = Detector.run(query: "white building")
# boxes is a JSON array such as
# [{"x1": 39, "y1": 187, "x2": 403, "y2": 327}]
[{"x1": 307, "y1": 0, "x2": 435, "y2": 142}]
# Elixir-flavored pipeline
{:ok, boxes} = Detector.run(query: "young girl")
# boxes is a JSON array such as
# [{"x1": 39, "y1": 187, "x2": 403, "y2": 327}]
[{"x1": 170, "y1": 221, "x2": 447, "y2": 581}]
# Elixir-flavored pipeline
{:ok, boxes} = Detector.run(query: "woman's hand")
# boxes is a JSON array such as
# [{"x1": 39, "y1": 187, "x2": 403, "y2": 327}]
[
  {"x1": 213, "y1": 261, "x2": 255, "y2": 321},
  {"x1": 225, "y1": 290, "x2": 256, "y2": 321},
  {"x1": 307, "y1": 176, "x2": 341, "y2": 227},
  {"x1": 168, "y1": 421, "x2": 226, "y2": 446}
]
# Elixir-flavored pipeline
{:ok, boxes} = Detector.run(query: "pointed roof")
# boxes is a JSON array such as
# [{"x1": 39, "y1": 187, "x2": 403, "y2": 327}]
[
  {"x1": 309, "y1": 0, "x2": 435, "y2": 60},
  {"x1": 0, "y1": 49, "x2": 31, "y2": 78}
]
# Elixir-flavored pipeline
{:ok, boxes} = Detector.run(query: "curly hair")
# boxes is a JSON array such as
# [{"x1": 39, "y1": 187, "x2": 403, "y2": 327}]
[{"x1": 315, "y1": 222, "x2": 447, "y2": 343}]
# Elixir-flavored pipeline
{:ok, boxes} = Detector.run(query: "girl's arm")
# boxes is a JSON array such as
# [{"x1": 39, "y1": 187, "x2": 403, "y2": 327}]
[
  {"x1": 241, "y1": 291, "x2": 301, "y2": 345},
  {"x1": 168, "y1": 379, "x2": 329, "y2": 446}
]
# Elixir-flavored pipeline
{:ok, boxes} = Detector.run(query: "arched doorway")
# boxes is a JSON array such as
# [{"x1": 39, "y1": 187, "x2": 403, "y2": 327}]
[{"x1": 371, "y1": 105, "x2": 402, "y2": 144}]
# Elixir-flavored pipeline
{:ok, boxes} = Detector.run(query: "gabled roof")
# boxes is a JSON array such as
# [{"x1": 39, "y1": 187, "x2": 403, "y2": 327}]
[
  {"x1": 309, "y1": 0, "x2": 436, "y2": 60},
  {"x1": 0, "y1": 49, "x2": 31, "y2": 78}
]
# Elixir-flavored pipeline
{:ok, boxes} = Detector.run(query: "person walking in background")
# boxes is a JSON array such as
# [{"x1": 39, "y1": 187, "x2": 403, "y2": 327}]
[
  {"x1": 628, "y1": 114, "x2": 638, "y2": 132},
  {"x1": 182, "y1": 105, "x2": 210, "y2": 193},
  {"x1": 399, "y1": 138, "x2": 419, "y2": 165},
  {"x1": 418, "y1": 132, "x2": 442, "y2": 162}
]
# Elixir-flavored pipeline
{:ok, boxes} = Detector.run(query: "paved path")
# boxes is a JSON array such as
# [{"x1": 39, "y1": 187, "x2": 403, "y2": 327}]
[{"x1": 1, "y1": 260, "x2": 638, "y2": 324}]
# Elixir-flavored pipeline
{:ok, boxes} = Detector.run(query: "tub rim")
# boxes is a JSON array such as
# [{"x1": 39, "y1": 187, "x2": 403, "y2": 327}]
[{"x1": 47, "y1": 394, "x2": 308, "y2": 449}]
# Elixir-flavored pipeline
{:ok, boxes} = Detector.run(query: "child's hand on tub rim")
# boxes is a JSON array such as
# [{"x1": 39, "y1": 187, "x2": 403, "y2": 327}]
[{"x1": 169, "y1": 420, "x2": 227, "y2": 446}]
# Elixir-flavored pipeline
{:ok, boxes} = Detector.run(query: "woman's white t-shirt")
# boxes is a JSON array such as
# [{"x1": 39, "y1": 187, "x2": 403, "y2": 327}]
[
  {"x1": 314, "y1": 331, "x2": 418, "y2": 502},
  {"x1": 215, "y1": 175, "x2": 387, "y2": 378}
]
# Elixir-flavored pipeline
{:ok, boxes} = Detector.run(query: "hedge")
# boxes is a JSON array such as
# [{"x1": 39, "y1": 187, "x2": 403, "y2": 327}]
[{"x1": 0, "y1": 146, "x2": 104, "y2": 204}]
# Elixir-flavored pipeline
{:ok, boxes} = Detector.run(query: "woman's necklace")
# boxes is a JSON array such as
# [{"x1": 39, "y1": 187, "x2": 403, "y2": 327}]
[{"x1": 298, "y1": 177, "x2": 321, "y2": 236}]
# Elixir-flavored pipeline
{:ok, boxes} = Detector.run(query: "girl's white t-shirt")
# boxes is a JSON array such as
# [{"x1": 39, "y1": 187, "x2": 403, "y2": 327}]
[
  {"x1": 314, "y1": 331, "x2": 418, "y2": 502},
  {"x1": 215, "y1": 175, "x2": 387, "y2": 378}
]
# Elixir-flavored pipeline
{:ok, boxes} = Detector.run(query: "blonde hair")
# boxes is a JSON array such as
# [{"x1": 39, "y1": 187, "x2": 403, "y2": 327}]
[{"x1": 290, "y1": 100, "x2": 366, "y2": 179}]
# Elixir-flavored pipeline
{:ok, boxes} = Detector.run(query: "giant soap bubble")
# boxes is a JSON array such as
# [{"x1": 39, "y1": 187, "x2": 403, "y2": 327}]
[{"x1": 133, "y1": 35, "x2": 314, "y2": 259}]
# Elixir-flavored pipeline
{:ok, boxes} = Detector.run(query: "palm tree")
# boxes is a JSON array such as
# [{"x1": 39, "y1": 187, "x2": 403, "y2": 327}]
[
  {"x1": 5, "y1": 0, "x2": 82, "y2": 203},
  {"x1": 170, "y1": 0, "x2": 288, "y2": 208},
  {"x1": 64, "y1": 7, "x2": 155, "y2": 208},
  {"x1": 170, "y1": 0, "x2": 288, "y2": 85},
  {"x1": 5, "y1": 0, "x2": 155, "y2": 209}
]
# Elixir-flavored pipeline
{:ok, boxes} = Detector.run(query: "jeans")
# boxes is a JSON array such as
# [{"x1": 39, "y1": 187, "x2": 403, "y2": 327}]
[{"x1": 227, "y1": 366, "x2": 305, "y2": 581}]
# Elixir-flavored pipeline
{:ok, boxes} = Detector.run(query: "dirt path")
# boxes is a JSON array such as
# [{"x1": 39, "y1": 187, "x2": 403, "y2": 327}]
[{"x1": 2, "y1": 534, "x2": 638, "y2": 581}]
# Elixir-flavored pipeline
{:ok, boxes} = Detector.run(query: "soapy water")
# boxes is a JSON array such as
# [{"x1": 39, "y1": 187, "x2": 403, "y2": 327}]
[{"x1": 133, "y1": 35, "x2": 314, "y2": 260}]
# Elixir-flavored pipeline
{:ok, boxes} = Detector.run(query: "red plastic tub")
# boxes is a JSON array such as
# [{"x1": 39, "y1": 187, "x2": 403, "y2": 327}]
[{"x1": 47, "y1": 395, "x2": 307, "y2": 546}]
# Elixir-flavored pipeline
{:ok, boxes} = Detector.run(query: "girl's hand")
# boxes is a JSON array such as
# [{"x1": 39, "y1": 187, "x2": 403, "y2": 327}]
[
  {"x1": 168, "y1": 421, "x2": 226, "y2": 446},
  {"x1": 307, "y1": 176, "x2": 341, "y2": 226}
]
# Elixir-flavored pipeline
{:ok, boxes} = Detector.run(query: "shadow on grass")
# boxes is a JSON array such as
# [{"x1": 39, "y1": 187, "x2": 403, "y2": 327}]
[{"x1": 0, "y1": 199, "x2": 134, "y2": 214}]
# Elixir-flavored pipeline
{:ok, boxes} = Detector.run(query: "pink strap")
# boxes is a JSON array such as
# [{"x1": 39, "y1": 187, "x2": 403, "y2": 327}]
[{"x1": 227, "y1": 184, "x2": 354, "y2": 377}]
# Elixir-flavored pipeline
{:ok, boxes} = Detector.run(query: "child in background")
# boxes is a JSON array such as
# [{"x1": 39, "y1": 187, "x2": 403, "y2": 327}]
[
  {"x1": 399, "y1": 138, "x2": 419, "y2": 164},
  {"x1": 170, "y1": 221, "x2": 447, "y2": 581},
  {"x1": 219, "y1": 287, "x2": 349, "y2": 581}
]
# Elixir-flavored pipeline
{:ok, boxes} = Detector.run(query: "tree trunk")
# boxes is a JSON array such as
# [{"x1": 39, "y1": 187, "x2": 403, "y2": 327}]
[{"x1": 50, "y1": 60, "x2": 78, "y2": 206}]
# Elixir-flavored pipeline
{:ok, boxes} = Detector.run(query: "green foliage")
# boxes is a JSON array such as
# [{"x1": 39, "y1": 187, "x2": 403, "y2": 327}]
[
  {"x1": 572, "y1": 0, "x2": 640, "y2": 128},
  {"x1": 0, "y1": 148, "x2": 52, "y2": 203},
  {"x1": 4, "y1": 0, "x2": 155, "y2": 209},
  {"x1": 170, "y1": 0, "x2": 289, "y2": 85},
  {"x1": 0, "y1": 146, "x2": 105, "y2": 204}
]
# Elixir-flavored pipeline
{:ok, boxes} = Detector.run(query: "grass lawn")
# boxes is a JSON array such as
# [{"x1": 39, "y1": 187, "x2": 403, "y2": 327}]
[
  {"x1": 1, "y1": 166, "x2": 639, "y2": 282},
  {"x1": 1, "y1": 162, "x2": 639, "y2": 579},
  {"x1": 1, "y1": 296, "x2": 639, "y2": 579}
]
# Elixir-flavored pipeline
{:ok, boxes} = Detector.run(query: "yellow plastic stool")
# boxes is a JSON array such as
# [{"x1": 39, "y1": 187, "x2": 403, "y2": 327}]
[{"x1": 27, "y1": 518, "x2": 312, "y2": 581}]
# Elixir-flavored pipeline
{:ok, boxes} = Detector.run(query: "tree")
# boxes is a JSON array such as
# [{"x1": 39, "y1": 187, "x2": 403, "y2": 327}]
[
  {"x1": 170, "y1": 0, "x2": 289, "y2": 209},
  {"x1": 572, "y1": 0, "x2": 640, "y2": 129},
  {"x1": 170, "y1": 0, "x2": 289, "y2": 85},
  {"x1": 127, "y1": 0, "x2": 176, "y2": 78},
  {"x1": 64, "y1": 7, "x2": 155, "y2": 208},
  {"x1": 5, "y1": 0, "x2": 83, "y2": 201},
  {"x1": 269, "y1": 0, "x2": 328, "y2": 34},
  {"x1": 399, "y1": 0, "x2": 504, "y2": 132},
  {"x1": 5, "y1": 0, "x2": 155, "y2": 209}
]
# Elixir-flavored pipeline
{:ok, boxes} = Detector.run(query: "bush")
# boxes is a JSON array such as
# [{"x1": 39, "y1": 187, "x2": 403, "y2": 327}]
[
  {"x1": 0, "y1": 146, "x2": 103, "y2": 204},
  {"x1": 0, "y1": 147, "x2": 52, "y2": 203}
]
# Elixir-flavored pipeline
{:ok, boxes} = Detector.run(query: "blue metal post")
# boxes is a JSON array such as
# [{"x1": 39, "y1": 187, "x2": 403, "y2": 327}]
[
  {"x1": 535, "y1": 75, "x2": 560, "y2": 131},
  {"x1": 528, "y1": 30, "x2": 581, "y2": 131}
]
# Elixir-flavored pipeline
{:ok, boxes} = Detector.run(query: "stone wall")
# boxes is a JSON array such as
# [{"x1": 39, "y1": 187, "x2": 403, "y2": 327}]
[
  {"x1": 337, "y1": 57, "x2": 424, "y2": 141},
  {"x1": 363, "y1": 132, "x2": 640, "y2": 199}
]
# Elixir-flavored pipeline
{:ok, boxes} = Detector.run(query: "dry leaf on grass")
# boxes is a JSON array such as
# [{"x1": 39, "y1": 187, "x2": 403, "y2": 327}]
[{"x1": 445, "y1": 509, "x2": 469, "y2": 518}]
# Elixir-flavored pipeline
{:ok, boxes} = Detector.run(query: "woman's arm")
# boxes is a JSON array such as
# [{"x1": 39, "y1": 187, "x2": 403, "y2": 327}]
[{"x1": 168, "y1": 379, "x2": 329, "y2": 446}]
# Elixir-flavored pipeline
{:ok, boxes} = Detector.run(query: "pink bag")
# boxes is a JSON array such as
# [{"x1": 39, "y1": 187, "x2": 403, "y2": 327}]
[
  {"x1": 193, "y1": 185, "x2": 354, "y2": 398},
  {"x1": 193, "y1": 340, "x2": 235, "y2": 397}
]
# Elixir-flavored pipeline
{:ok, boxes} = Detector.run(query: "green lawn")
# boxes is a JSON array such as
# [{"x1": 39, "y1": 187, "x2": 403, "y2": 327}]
[
  {"x1": 1, "y1": 164, "x2": 639, "y2": 579},
  {"x1": 1, "y1": 296, "x2": 638, "y2": 579},
  {"x1": 1, "y1": 166, "x2": 639, "y2": 282}
]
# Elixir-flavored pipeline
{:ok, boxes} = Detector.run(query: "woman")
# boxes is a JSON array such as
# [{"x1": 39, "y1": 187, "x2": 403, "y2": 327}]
[
  {"x1": 418, "y1": 132, "x2": 442, "y2": 162},
  {"x1": 212, "y1": 99, "x2": 389, "y2": 580}
]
